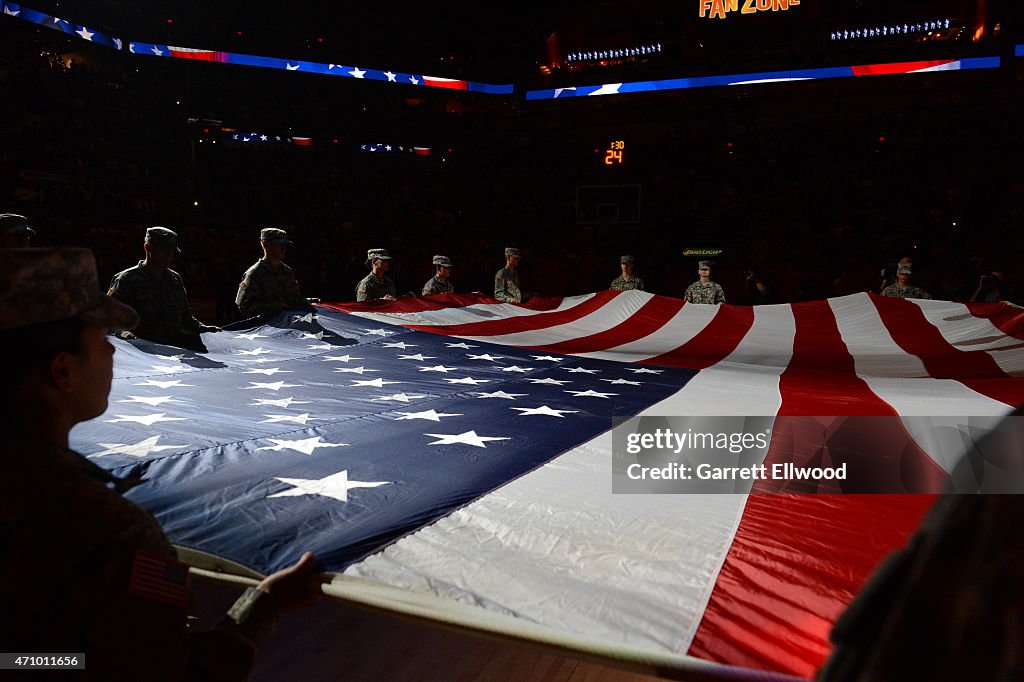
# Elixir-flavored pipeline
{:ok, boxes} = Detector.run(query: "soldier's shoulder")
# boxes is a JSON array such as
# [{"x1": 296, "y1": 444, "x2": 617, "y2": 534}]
[
  {"x1": 243, "y1": 260, "x2": 268, "y2": 276},
  {"x1": 110, "y1": 263, "x2": 145, "y2": 283}
]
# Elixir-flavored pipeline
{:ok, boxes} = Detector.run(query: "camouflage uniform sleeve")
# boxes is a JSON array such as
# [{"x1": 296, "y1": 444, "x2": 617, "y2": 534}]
[
  {"x1": 387, "y1": 278, "x2": 397, "y2": 298},
  {"x1": 422, "y1": 279, "x2": 436, "y2": 296},
  {"x1": 494, "y1": 271, "x2": 510, "y2": 302},
  {"x1": 683, "y1": 283, "x2": 695, "y2": 303},
  {"x1": 637, "y1": 278, "x2": 646, "y2": 291},
  {"x1": 176, "y1": 274, "x2": 202, "y2": 333},
  {"x1": 715, "y1": 284, "x2": 726, "y2": 304},
  {"x1": 236, "y1": 268, "x2": 264, "y2": 318},
  {"x1": 355, "y1": 277, "x2": 370, "y2": 302},
  {"x1": 283, "y1": 267, "x2": 309, "y2": 310},
  {"x1": 610, "y1": 277, "x2": 621, "y2": 291}
]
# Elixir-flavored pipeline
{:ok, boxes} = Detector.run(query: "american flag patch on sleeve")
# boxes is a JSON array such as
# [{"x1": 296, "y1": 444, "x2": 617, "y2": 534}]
[{"x1": 128, "y1": 549, "x2": 190, "y2": 608}]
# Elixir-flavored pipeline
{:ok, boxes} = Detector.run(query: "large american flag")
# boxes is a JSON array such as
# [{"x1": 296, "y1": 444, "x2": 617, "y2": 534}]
[{"x1": 70, "y1": 291, "x2": 1023, "y2": 678}]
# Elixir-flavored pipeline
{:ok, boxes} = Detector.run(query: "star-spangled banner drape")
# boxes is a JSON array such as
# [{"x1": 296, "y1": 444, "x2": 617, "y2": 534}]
[{"x1": 69, "y1": 291, "x2": 1024, "y2": 677}]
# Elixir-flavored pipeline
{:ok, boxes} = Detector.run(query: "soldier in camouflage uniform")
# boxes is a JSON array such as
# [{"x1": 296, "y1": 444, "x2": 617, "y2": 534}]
[
  {"x1": 494, "y1": 247, "x2": 523, "y2": 303},
  {"x1": 610, "y1": 255, "x2": 645, "y2": 291},
  {"x1": 880, "y1": 261, "x2": 932, "y2": 300},
  {"x1": 0, "y1": 212, "x2": 35, "y2": 248},
  {"x1": 684, "y1": 260, "x2": 726, "y2": 304},
  {"x1": 421, "y1": 255, "x2": 455, "y2": 296},
  {"x1": 107, "y1": 227, "x2": 219, "y2": 351},
  {"x1": 356, "y1": 248, "x2": 397, "y2": 301},
  {"x1": 236, "y1": 228, "x2": 314, "y2": 317},
  {"x1": 0, "y1": 247, "x2": 322, "y2": 681}
]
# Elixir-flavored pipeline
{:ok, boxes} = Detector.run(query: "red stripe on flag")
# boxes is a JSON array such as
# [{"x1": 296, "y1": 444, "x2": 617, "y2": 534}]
[
  {"x1": 402, "y1": 290, "x2": 621, "y2": 337},
  {"x1": 872, "y1": 295, "x2": 1024, "y2": 407},
  {"x1": 688, "y1": 494, "x2": 935, "y2": 677},
  {"x1": 779, "y1": 300, "x2": 896, "y2": 416},
  {"x1": 529, "y1": 295, "x2": 685, "y2": 354},
  {"x1": 851, "y1": 60, "x2": 954, "y2": 76},
  {"x1": 966, "y1": 301, "x2": 1024, "y2": 341},
  {"x1": 641, "y1": 304, "x2": 755, "y2": 370},
  {"x1": 422, "y1": 76, "x2": 468, "y2": 91},
  {"x1": 321, "y1": 294, "x2": 570, "y2": 316}
]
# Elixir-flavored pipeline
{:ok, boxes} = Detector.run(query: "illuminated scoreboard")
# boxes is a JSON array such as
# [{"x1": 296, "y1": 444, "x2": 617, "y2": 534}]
[{"x1": 601, "y1": 140, "x2": 625, "y2": 166}]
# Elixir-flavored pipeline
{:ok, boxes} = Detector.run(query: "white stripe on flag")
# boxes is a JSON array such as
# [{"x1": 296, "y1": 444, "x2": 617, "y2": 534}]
[
  {"x1": 909, "y1": 298, "x2": 1024, "y2": 376},
  {"x1": 576, "y1": 301, "x2": 719, "y2": 363},
  {"x1": 351, "y1": 293, "x2": 598, "y2": 327}
]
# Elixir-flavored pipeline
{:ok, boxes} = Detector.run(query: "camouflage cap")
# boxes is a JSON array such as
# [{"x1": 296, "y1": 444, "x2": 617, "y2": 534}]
[
  {"x1": 504, "y1": 247, "x2": 522, "y2": 259},
  {"x1": 897, "y1": 262, "x2": 912, "y2": 275},
  {"x1": 145, "y1": 226, "x2": 181, "y2": 253},
  {"x1": 0, "y1": 213, "x2": 35, "y2": 236},
  {"x1": 260, "y1": 227, "x2": 293, "y2": 245},
  {"x1": 620, "y1": 255, "x2": 635, "y2": 264},
  {"x1": 698, "y1": 260, "x2": 711, "y2": 270},
  {"x1": 366, "y1": 248, "x2": 392, "y2": 264},
  {"x1": 432, "y1": 255, "x2": 453, "y2": 267},
  {"x1": 0, "y1": 248, "x2": 139, "y2": 331}
]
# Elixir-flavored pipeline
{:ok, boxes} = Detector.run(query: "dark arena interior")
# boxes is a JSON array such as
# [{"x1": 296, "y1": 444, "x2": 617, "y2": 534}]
[{"x1": 1, "y1": 1, "x2": 1023, "y2": 680}]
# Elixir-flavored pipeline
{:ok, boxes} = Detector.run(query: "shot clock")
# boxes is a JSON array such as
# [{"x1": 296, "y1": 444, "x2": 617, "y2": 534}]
[{"x1": 602, "y1": 140, "x2": 625, "y2": 166}]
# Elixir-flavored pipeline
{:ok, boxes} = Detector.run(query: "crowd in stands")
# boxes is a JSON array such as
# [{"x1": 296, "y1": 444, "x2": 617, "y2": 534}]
[{"x1": 2, "y1": 24, "x2": 1020, "y2": 323}]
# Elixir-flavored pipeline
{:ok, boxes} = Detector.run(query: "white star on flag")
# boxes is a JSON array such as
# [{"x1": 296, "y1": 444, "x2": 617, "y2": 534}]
[
  {"x1": 527, "y1": 378, "x2": 571, "y2": 386},
  {"x1": 134, "y1": 379, "x2": 193, "y2": 389},
  {"x1": 76, "y1": 27, "x2": 95, "y2": 41},
  {"x1": 333, "y1": 366, "x2": 379, "y2": 374},
  {"x1": 373, "y1": 393, "x2": 427, "y2": 403},
  {"x1": 150, "y1": 364, "x2": 194, "y2": 374},
  {"x1": 629, "y1": 368, "x2": 664, "y2": 374},
  {"x1": 260, "y1": 135, "x2": 268, "y2": 141},
  {"x1": 237, "y1": 347, "x2": 272, "y2": 356},
  {"x1": 3, "y1": 6, "x2": 20, "y2": 16},
  {"x1": 473, "y1": 391, "x2": 526, "y2": 400},
  {"x1": 118, "y1": 396, "x2": 178, "y2": 407},
  {"x1": 383, "y1": 342, "x2": 416, "y2": 349},
  {"x1": 323, "y1": 355, "x2": 362, "y2": 362},
  {"x1": 293, "y1": 313, "x2": 316, "y2": 323},
  {"x1": 467, "y1": 354, "x2": 503, "y2": 361},
  {"x1": 268, "y1": 470, "x2": 389, "y2": 503},
  {"x1": 444, "y1": 377, "x2": 490, "y2": 385},
  {"x1": 298, "y1": 332, "x2": 325, "y2": 340},
  {"x1": 329, "y1": 64, "x2": 337, "y2": 69},
  {"x1": 501, "y1": 365, "x2": 534, "y2": 373},
  {"x1": 351, "y1": 378, "x2": 400, "y2": 388},
  {"x1": 384, "y1": 71, "x2": 397, "y2": 81},
  {"x1": 307, "y1": 343, "x2": 333, "y2": 350},
  {"x1": 419, "y1": 365, "x2": 457, "y2": 373},
  {"x1": 511, "y1": 406, "x2": 579, "y2": 418},
  {"x1": 243, "y1": 368, "x2": 291, "y2": 376},
  {"x1": 564, "y1": 367, "x2": 600, "y2": 374},
  {"x1": 152, "y1": 45, "x2": 164, "y2": 56},
  {"x1": 446, "y1": 342, "x2": 478, "y2": 349},
  {"x1": 531, "y1": 356, "x2": 563, "y2": 362},
  {"x1": 564, "y1": 390, "x2": 617, "y2": 398},
  {"x1": 108, "y1": 413, "x2": 187, "y2": 426},
  {"x1": 425, "y1": 431, "x2": 510, "y2": 448},
  {"x1": 602, "y1": 378, "x2": 643, "y2": 386},
  {"x1": 113, "y1": 38, "x2": 122, "y2": 50},
  {"x1": 243, "y1": 381, "x2": 301, "y2": 391},
  {"x1": 286, "y1": 63, "x2": 300, "y2": 71},
  {"x1": 385, "y1": 145, "x2": 392, "y2": 151},
  {"x1": 410, "y1": 75, "x2": 419, "y2": 84},
  {"x1": 260, "y1": 413, "x2": 318, "y2": 425},
  {"x1": 92, "y1": 435, "x2": 189, "y2": 458},
  {"x1": 256, "y1": 436, "x2": 348, "y2": 455},
  {"x1": 364, "y1": 329, "x2": 394, "y2": 337},
  {"x1": 395, "y1": 410, "x2": 462, "y2": 422},
  {"x1": 250, "y1": 397, "x2": 310, "y2": 408},
  {"x1": 245, "y1": 358, "x2": 276, "y2": 364},
  {"x1": 349, "y1": 67, "x2": 366, "y2": 78},
  {"x1": 398, "y1": 354, "x2": 436, "y2": 361},
  {"x1": 129, "y1": 43, "x2": 137, "y2": 53}
]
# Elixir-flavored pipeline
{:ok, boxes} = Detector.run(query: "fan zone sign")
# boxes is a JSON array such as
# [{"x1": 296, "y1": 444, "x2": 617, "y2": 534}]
[{"x1": 699, "y1": 0, "x2": 800, "y2": 20}]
